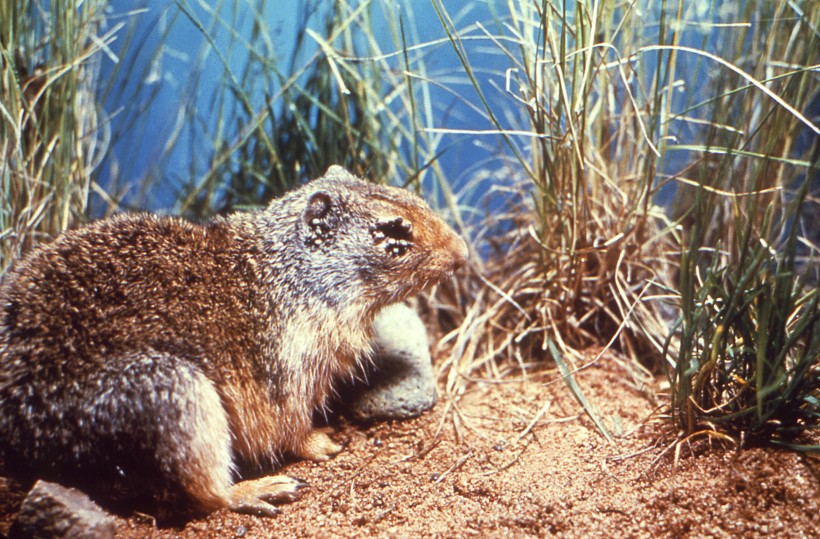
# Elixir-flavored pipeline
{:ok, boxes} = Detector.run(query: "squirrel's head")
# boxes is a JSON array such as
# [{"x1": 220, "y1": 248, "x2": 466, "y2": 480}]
[{"x1": 261, "y1": 165, "x2": 468, "y2": 316}]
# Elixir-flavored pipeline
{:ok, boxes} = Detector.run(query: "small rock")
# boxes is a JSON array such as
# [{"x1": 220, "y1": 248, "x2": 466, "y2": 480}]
[
  {"x1": 351, "y1": 303, "x2": 437, "y2": 420},
  {"x1": 9, "y1": 480, "x2": 115, "y2": 539}
]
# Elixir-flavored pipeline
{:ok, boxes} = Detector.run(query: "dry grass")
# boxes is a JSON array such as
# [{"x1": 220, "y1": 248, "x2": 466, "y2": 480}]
[
  {"x1": 0, "y1": 1, "x2": 112, "y2": 272},
  {"x1": 428, "y1": 1, "x2": 679, "y2": 438}
]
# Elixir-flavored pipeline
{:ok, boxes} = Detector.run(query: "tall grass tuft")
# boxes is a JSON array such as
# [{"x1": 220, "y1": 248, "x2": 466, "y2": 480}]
[
  {"x1": 664, "y1": 2, "x2": 819, "y2": 450},
  {"x1": 0, "y1": 1, "x2": 111, "y2": 272},
  {"x1": 431, "y1": 1, "x2": 677, "y2": 437}
]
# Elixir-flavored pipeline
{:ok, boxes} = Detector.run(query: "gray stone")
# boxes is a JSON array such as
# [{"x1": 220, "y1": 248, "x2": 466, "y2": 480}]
[
  {"x1": 9, "y1": 480, "x2": 115, "y2": 539},
  {"x1": 351, "y1": 303, "x2": 437, "y2": 420}
]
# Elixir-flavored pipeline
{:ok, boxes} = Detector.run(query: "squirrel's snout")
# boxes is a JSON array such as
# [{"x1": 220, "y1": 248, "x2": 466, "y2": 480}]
[{"x1": 451, "y1": 236, "x2": 469, "y2": 270}]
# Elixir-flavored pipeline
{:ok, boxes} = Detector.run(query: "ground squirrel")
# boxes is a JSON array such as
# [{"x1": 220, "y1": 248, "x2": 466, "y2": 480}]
[{"x1": 0, "y1": 165, "x2": 467, "y2": 517}]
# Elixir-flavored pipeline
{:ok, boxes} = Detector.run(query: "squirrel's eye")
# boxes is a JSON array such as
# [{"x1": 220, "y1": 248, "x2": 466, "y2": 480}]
[{"x1": 370, "y1": 217, "x2": 414, "y2": 257}]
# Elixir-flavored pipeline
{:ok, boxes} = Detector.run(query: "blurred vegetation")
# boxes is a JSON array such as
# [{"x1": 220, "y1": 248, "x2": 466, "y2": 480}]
[
  {"x1": 1, "y1": 0, "x2": 817, "y2": 451},
  {"x1": 172, "y1": 0, "x2": 403, "y2": 218},
  {"x1": 112, "y1": 0, "x2": 461, "y2": 222}
]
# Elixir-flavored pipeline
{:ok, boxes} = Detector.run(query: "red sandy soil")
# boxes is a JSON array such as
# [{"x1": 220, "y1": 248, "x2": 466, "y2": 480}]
[{"x1": 2, "y1": 353, "x2": 818, "y2": 538}]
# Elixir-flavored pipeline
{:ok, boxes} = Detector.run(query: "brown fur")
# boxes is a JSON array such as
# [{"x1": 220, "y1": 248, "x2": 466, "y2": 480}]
[{"x1": 0, "y1": 166, "x2": 467, "y2": 516}]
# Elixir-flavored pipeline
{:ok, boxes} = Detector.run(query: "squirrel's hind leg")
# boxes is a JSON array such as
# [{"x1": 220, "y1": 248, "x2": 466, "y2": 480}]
[
  {"x1": 106, "y1": 353, "x2": 307, "y2": 517},
  {"x1": 93, "y1": 352, "x2": 236, "y2": 515}
]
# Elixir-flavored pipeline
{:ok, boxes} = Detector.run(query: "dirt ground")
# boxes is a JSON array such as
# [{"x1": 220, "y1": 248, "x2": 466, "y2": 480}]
[{"x1": 1, "y1": 353, "x2": 818, "y2": 538}]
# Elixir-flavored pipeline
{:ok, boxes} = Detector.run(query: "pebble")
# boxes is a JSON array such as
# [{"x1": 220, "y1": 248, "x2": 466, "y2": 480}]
[{"x1": 9, "y1": 480, "x2": 115, "y2": 539}]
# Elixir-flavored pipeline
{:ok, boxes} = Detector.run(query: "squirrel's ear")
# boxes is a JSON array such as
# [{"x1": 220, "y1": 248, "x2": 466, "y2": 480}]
[
  {"x1": 304, "y1": 191, "x2": 337, "y2": 247},
  {"x1": 304, "y1": 192, "x2": 332, "y2": 225}
]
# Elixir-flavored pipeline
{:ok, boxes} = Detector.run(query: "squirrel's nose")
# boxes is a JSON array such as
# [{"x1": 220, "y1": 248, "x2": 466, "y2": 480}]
[{"x1": 451, "y1": 236, "x2": 469, "y2": 270}]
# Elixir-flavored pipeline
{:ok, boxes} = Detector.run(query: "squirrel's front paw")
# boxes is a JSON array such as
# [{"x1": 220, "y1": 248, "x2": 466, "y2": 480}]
[
  {"x1": 296, "y1": 428, "x2": 343, "y2": 461},
  {"x1": 229, "y1": 475, "x2": 308, "y2": 517}
]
